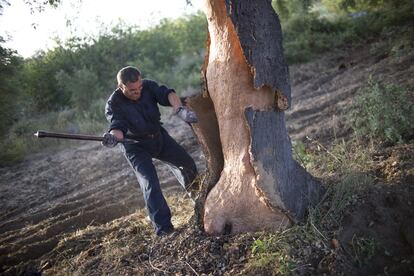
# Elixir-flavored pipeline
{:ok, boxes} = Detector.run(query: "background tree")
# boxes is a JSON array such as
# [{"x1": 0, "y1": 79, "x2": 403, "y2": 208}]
[{"x1": 0, "y1": 39, "x2": 23, "y2": 137}]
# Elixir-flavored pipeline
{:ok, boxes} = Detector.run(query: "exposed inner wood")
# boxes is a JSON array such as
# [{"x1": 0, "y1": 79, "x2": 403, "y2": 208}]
[
  {"x1": 201, "y1": 0, "x2": 290, "y2": 234},
  {"x1": 187, "y1": 94, "x2": 224, "y2": 229}
]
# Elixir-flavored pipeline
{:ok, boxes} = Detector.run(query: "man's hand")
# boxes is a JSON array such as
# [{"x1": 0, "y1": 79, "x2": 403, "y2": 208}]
[
  {"x1": 102, "y1": 132, "x2": 118, "y2": 148},
  {"x1": 176, "y1": 106, "x2": 198, "y2": 123}
]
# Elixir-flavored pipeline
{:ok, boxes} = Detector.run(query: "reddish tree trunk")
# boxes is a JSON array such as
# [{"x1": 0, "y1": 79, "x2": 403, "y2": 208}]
[{"x1": 189, "y1": 0, "x2": 324, "y2": 234}]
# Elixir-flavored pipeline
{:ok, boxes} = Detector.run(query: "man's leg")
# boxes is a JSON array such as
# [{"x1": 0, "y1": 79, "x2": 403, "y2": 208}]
[
  {"x1": 158, "y1": 130, "x2": 198, "y2": 191},
  {"x1": 124, "y1": 149, "x2": 174, "y2": 235}
]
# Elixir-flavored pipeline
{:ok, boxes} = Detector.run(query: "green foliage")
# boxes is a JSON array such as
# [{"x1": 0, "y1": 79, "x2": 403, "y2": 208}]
[
  {"x1": 272, "y1": 0, "x2": 414, "y2": 63},
  {"x1": 250, "y1": 233, "x2": 297, "y2": 274},
  {"x1": 0, "y1": 138, "x2": 27, "y2": 166},
  {"x1": 62, "y1": 12, "x2": 206, "y2": 97},
  {"x1": 292, "y1": 141, "x2": 313, "y2": 168},
  {"x1": 350, "y1": 80, "x2": 414, "y2": 144},
  {"x1": 323, "y1": 0, "x2": 413, "y2": 13},
  {"x1": 55, "y1": 66, "x2": 103, "y2": 111},
  {"x1": 272, "y1": 0, "x2": 314, "y2": 21},
  {"x1": 0, "y1": 107, "x2": 106, "y2": 166},
  {"x1": 0, "y1": 40, "x2": 23, "y2": 137},
  {"x1": 0, "y1": 111, "x2": 68, "y2": 166},
  {"x1": 129, "y1": 13, "x2": 206, "y2": 92},
  {"x1": 22, "y1": 47, "x2": 75, "y2": 111}
]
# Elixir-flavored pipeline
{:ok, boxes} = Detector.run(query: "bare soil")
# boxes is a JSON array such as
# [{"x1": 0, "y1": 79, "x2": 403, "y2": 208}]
[{"x1": 1, "y1": 30, "x2": 413, "y2": 275}]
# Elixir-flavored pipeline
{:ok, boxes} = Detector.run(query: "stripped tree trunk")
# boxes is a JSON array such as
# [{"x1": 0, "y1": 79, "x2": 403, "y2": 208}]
[{"x1": 188, "y1": 0, "x2": 324, "y2": 234}]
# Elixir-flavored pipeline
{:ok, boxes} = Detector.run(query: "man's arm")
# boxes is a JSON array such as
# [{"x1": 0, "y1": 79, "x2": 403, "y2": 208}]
[
  {"x1": 168, "y1": 92, "x2": 198, "y2": 123},
  {"x1": 110, "y1": 129, "x2": 124, "y2": 140},
  {"x1": 168, "y1": 91, "x2": 183, "y2": 113}
]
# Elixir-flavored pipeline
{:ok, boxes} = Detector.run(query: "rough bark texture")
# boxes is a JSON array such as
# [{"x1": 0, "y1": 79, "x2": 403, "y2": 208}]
[
  {"x1": 245, "y1": 108, "x2": 324, "y2": 221},
  {"x1": 189, "y1": 0, "x2": 324, "y2": 234},
  {"x1": 225, "y1": 0, "x2": 291, "y2": 109}
]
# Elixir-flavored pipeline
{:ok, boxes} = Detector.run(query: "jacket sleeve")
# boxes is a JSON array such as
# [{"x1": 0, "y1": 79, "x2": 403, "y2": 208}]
[
  {"x1": 105, "y1": 99, "x2": 128, "y2": 134},
  {"x1": 145, "y1": 79, "x2": 175, "y2": 106}
]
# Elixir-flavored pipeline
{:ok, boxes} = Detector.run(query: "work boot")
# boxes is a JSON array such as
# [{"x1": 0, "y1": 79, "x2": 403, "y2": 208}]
[{"x1": 157, "y1": 227, "x2": 174, "y2": 237}]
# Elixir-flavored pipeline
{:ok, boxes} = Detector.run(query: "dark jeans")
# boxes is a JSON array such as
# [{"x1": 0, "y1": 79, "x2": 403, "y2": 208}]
[{"x1": 122, "y1": 128, "x2": 197, "y2": 235}]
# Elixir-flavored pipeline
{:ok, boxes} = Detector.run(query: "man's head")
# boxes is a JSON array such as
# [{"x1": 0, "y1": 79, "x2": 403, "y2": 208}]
[{"x1": 117, "y1": 66, "x2": 143, "y2": 101}]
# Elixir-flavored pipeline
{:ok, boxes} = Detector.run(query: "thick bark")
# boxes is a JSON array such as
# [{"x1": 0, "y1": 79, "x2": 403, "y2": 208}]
[
  {"x1": 225, "y1": 0, "x2": 291, "y2": 109},
  {"x1": 190, "y1": 0, "x2": 324, "y2": 234},
  {"x1": 245, "y1": 108, "x2": 323, "y2": 221}
]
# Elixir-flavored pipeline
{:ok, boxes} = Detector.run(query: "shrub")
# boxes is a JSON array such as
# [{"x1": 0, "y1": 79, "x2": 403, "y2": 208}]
[
  {"x1": 0, "y1": 107, "x2": 107, "y2": 167},
  {"x1": 0, "y1": 138, "x2": 27, "y2": 166},
  {"x1": 275, "y1": 0, "x2": 414, "y2": 64},
  {"x1": 350, "y1": 80, "x2": 414, "y2": 144},
  {"x1": 55, "y1": 67, "x2": 103, "y2": 112}
]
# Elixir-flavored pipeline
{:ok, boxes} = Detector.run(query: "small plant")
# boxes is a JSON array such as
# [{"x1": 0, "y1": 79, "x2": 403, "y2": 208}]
[
  {"x1": 351, "y1": 235, "x2": 380, "y2": 267},
  {"x1": 250, "y1": 234, "x2": 297, "y2": 275},
  {"x1": 350, "y1": 79, "x2": 414, "y2": 144},
  {"x1": 292, "y1": 141, "x2": 313, "y2": 169}
]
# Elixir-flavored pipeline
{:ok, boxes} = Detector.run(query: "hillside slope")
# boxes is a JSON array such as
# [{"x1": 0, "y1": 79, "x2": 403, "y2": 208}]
[{"x1": 0, "y1": 29, "x2": 413, "y2": 275}]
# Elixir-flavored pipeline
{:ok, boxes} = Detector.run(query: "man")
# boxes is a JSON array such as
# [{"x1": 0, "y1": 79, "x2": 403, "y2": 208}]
[{"x1": 102, "y1": 66, "x2": 198, "y2": 236}]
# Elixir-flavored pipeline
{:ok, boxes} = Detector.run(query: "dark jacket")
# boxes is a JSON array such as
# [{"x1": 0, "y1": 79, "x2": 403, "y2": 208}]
[{"x1": 105, "y1": 79, "x2": 175, "y2": 136}]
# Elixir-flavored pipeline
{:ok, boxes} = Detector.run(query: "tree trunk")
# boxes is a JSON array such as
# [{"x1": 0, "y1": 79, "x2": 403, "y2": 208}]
[{"x1": 188, "y1": 0, "x2": 324, "y2": 235}]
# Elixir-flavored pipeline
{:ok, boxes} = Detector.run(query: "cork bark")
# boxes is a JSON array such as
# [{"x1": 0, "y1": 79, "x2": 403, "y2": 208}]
[{"x1": 190, "y1": 0, "x2": 324, "y2": 234}]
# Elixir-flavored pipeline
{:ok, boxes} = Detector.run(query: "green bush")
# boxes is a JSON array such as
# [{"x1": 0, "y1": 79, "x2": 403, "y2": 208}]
[
  {"x1": 350, "y1": 80, "x2": 414, "y2": 144},
  {"x1": 55, "y1": 67, "x2": 103, "y2": 112},
  {"x1": 274, "y1": 0, "x2": 414, "y2": 64},
  {"x1": 0, "y1": 106, "x2": 107, "y2": 166},
  {"x1": 0, "y1": 138, "x2": 27, "y2": 166},
  {"x1": 0, "y1": 113, "x2": 59, "y2": 166}
]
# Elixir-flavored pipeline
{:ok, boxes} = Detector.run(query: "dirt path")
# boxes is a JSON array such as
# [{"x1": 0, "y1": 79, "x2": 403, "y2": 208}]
[{"x1": 1, "y1": 33, "x2": 413, "y2": 275}]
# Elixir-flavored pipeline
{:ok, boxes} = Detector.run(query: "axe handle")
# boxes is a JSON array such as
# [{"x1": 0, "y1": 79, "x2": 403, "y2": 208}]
[{"x1": 34, "y1": 131, "x2": 138, "y2": 144}]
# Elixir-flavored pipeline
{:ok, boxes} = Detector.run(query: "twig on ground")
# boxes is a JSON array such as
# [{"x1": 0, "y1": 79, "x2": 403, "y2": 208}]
[
  {"x1": 310, "y1": 220, "x2": 327, "y2": 241},
  {"x1": 148, "y1": 240, "x2": 168, "y2": 274},
  {"x1": 184, "y1": 261, "x2": 200, "y2": 276}
]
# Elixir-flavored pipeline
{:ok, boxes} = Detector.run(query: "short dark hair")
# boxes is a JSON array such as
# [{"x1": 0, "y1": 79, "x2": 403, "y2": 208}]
[{"x1": 117, "y1": 66, "x2": 141, "y2": 86}]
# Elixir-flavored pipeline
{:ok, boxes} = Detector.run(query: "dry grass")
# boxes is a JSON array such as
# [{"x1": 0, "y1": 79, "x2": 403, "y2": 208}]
[
  {"x1": 43, "y1": 194, "x2": 194, "y2": 275},
  {"x1": 247, "y1": 137, "x2": 378, "y2": 275}
]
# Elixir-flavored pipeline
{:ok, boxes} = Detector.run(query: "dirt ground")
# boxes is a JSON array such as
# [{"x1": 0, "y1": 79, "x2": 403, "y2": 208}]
[{"x1": 1, "y1": 30, "x2": 413, "y2": 275}]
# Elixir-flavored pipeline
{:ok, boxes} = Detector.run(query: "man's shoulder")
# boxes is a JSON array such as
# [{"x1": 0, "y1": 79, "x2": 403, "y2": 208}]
[
  {"x1": 107, "y1": 88, "x2": 123, "y2": 105},
  {"x1": 143, "y1": 79, "x2": 158, "y2": 89}
]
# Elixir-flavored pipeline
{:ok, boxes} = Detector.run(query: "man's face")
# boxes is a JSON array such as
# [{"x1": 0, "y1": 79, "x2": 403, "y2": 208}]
[{"x1": 120, "y1": 77, "x2": 143, "y2": 101}]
